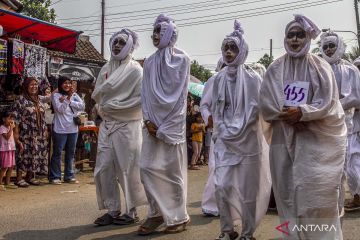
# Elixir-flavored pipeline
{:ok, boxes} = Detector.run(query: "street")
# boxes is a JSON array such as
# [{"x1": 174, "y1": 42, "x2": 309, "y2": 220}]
[{"x1": 0, "y1": 167, "x2": 359, "y2": 240}]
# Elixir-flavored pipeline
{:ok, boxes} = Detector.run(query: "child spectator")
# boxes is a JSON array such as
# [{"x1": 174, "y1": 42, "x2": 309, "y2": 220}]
[
  {"x1": 189, "y1": 113, "x2": 205, "y2": 170},
  {"x1": 0, "y1": 111, "x2": 17, "y2": 190}
]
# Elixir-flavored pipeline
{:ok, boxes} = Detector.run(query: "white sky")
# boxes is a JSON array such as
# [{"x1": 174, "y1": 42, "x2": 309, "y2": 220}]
[{"x1": 53, "y1": 0, "x2": 357, "y2": 69}]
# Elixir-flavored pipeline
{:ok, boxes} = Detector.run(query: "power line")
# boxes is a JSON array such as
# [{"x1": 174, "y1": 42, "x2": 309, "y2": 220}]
[
  {"x1": 63, "y1": 0, "x2": 265, "y2": 28},
  {"x1": 86, "y1": 0, "x2": 342, "y2": 35}
]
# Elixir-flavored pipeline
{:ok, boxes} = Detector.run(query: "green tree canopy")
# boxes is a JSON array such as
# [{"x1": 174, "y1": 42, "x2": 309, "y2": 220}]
[
  {"x1": 257, "y1": 53, "x2": 273, "y2": 68},
  {"x1": 190, "y1": 60, "x2": 213, "y2": 83},
  {"x1": 19, "y1": 0, "x2": 56, "y2": 23}
]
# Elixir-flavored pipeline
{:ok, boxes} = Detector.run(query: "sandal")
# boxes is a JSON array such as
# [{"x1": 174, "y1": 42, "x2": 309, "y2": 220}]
[
  {"x1": 137, "y1": 216, "x2": 164, "y2": 236},
  {"x1": 27, "y1": 179, "x2": 41, "y2": 186},
  {"x1": 164, "y1": 219, "x2": 190, "y2": 234},
  {"x1": 188, "y1": 165, "x2": 200, "y2": 170},
  {"x1": 16, "y1": 180, "x2": 30, "y2": 188},
  {"x1": 94, "y1": 213, "x2": 114, "y2": 226},
  {"x1": 113, "y1": 214, "x2": 139, "y2": 225},
  {"x1": 344, "y1": 200, "x2": 360, "y2": 212}
]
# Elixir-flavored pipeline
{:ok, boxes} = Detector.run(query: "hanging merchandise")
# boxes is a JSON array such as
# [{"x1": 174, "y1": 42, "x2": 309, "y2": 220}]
[
  {"x1": 10, "y1": 39, "x2": 25, "y2": 75},
  {"x1": 0, "y1": 39, "x2": 7, "y2": 75},
  {"x1": 24, "y1": 43, "x2": 47, "y2": 80}
]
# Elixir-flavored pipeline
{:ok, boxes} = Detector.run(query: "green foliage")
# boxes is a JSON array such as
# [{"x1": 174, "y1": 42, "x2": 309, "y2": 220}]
[
  {"x1": 347, "y1": 46, "x2": 360, "y2": 62},
  {"x1": 257, "y1": 53, "x2": 273, "y2": 68},
  {"x1": 190, "y1": 60, "x2": 213, "y2": 83},
  {"x1": 19, "y1": 0, "x2": 56, "y2": 23}
]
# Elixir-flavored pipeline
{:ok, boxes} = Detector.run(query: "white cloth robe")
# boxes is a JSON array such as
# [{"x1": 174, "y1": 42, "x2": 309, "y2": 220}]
[
  {"x1": 260, "y1": 53, "x2": 347, "y2": 240},
  {"x1": 92, "y1": 57, "x2": 147, "y2": 215},
  {"x1": 140, "y1": 46, "x2": 190, "y2": 226},
  {"x1": 212, "y1": 65, "x2": 271, "y2": 236},
  {"x1": 200, "y1": 74, "x2": 219, "y2": 216}
]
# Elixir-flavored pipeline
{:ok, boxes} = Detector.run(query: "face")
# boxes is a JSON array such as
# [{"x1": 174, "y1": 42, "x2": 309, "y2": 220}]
[
  {"x1": 61, "y1": 80, "x2": 72, "y2": 92},
  {"x1": 223, "y1": 41, "x2": 239, "y2": 63},
  {"x1": 112, "y1": 37, "x2": 127, "y2": 55},
  {"x1": 322, "y1": 42, "x2": 337, "y2": 57},
  {"x1": 152, "y1": 25, "x2": 161, "y2": 47},
  {"x1": 285, "y1": 26, "x2": 307, "y2": 52},
  {"x1": 71, "y1": 80, "x2": 78, "y2": 92},
  {"x1": 27, "y1": 80, "x2": 39, "y2": 96},
  {"x1": 196, "y1": 116, "x2": 203, "y2": 123},
  {"x1": 3, "y1": 116, "x2": 13, "y2": 126}
]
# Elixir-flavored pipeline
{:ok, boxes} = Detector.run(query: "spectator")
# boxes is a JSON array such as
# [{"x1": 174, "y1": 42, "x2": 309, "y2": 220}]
[
  {"x1": 12, "y1": 77, "x2": 50, "y2": 187},
  {"x1": 49, "y1": 76, "x2": 85, "y2": 184},
  {"x1": 0, "y1": 111, "x2": 17, "y2": 190},
  {"x1": 189, "y1": 113, "x2": 205, "y2": 170}
]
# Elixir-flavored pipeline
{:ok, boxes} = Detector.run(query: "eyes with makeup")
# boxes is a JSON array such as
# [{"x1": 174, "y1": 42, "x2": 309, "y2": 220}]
[
  {"x1": 322, "y1": 43, "x2": 336, "y2": 51},
  {"x1": 286, "y1": 31, "x2": 306, "y2": 39},
  {"x1": 223, "y1": 42, "x2": 239, "y2": 53},
  {"x1": 113, "y1": 38, "x2": 127, "y2": 47}
]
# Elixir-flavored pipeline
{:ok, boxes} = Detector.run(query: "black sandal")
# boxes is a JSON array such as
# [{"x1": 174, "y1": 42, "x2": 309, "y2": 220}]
[
  {"x1": 113, "y1": 214, "x2": 139, "y2": 225},
  {"x1": 94, "y1": 213, "x2": 114, "y2": 226},
  {"x1": 16, "y1": 180, "x2": 30, "y2": 188},
  {"x1": 137, "y1": 216, "x2": 164, "y2": 236}
]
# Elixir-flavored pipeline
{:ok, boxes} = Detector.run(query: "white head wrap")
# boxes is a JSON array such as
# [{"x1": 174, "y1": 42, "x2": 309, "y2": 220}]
[
  {"x1": 153, "y1": 14, "x2": 178, "y2": 49},
  {"x1": 221, "y1": 20, "x2": 249, "y2": 67},
  {"x1": 110, "y1": 28, "x2": 139, "y2": 61},
  {"x1": 320, "y1": 32, "x2": 346, "y2": 64},
  {"x1": 249, "y1": 63, "x2": 267, "y2": 78},
  {"x1": 284, "y1": 14, "x2": 320, "y2": 58}
]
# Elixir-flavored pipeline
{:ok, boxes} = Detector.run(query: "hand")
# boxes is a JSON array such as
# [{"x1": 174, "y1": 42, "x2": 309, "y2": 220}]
[
  {"x1": 17, "y1": 142, "x2": 24, "y2": 154},
  {"x1": 59, "y1": 96, "x2": 65, "y2": 103},
  {"x1": 208, "y1": 115, "x2": 213, "y2": 128},
  {"x1": 293, "y1": 122, "x2": 307, "y2": 131},
  {"x1": 145, "y1": 121, "x2": 158, "y2": 138},
  {"x1": 67, "y1": 89, "x2": 74, "y2": 100},
  {"x1": 10, "y1": 121, "x2": 15, "y2": 129},
  {"x1": 280, "y1": 107, "x2": 303, "y2": 125}
]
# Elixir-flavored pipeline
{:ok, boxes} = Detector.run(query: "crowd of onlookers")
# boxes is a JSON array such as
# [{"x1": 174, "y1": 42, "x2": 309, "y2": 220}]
[
  {"x1": 186, "y1": 95, "x2": 212, "y2": 170},
  {"x1": 0, "y1": 76, "x2": 85, "y2": 190}
]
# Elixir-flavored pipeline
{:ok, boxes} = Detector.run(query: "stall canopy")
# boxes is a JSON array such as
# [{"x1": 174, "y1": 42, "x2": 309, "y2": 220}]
[{"x1": 0, "y1": 8, "x2": 81, "y2": 53}]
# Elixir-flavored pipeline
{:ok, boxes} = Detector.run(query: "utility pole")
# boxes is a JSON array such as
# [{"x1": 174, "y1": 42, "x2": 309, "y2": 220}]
[
  {"x1": 101, "y1": 0, "x2": 105, "y2": 57},
  {"x1": 354, "y1": 0, "x2": 360, "y2": 48},
  {"x1": 270, "y1": 39, "x2": 273, "y2": 60}
]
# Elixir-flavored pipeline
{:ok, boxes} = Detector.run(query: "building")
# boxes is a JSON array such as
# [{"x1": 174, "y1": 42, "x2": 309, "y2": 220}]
[{"x1": 0, "y1": 0, "x2": 22, "y2": 12}]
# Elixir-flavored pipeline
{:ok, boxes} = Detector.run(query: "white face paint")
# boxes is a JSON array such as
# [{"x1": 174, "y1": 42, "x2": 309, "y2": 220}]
[
  {"x1": 285, "y1": 26, "x2": 307, "y2": 53},
  {"x1": 111, "y1": 34, "x2": 128, "y2": 56},
  {"x1": 322, "y1": 41, "x2": 337, "y2": 57},
  {"x1": 222, "y1": 41, "x2": 239, "y2": 64},
  {"x1": 151, "y1": 25, "x2": 161, "y2": 47}
]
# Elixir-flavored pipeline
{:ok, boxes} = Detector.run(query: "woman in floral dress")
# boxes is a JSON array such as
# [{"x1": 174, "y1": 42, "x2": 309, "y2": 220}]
[{"x1": 12, "y1": 77, "x2": 50, "y2": 187}]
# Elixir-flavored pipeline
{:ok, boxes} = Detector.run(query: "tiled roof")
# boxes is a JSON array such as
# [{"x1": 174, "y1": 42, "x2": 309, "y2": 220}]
[
  {"x1": 48, "y1": 37, "x2": 107, "y2": 64},
  {"x1": 1, "y1": 0, "x2": 23, "y2": 12}
]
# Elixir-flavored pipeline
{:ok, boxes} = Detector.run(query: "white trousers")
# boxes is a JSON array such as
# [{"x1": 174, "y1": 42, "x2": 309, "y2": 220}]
[
  {"x1": 201, "y1": 140, "x2": 219, "y2": 216},
  {"x1": 94, "y1": 120, "x2": 147, "y2": 215},
  {"x1": 215, "y1": 159, "x2": 271, "y2": 237},
  {"x1": 140, "y1": 129, "x2": 189, "y2": 226},
  {"x1": 346, "y1": 133, "x2": 360, "y2": 195}
]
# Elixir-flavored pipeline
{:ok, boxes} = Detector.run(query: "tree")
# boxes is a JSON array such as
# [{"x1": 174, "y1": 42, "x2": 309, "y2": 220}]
[
  {"x1": 190, "y1": 60, "x2": 213, "y2": 83},
  {"x1": 347, "y1": 46, "x2": 360, "y2": 62},
  {"x1": 19, "y1": 0, "x2": 56, "y2": 23},
  {"x1": 257, "y1": 53, "x2": 273, "y2": 68}
]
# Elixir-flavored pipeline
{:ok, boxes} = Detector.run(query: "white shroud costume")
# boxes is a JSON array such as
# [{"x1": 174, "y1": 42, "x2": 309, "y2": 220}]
[
  {"x1": 212, "y1": 20, "x2": 271, "y2": 238},
  {"x1": 260, "y1": 15, "x2": 347, "y2": 240},
  {"x1": 320, "y1": 32, "x2": 360, "y2": 213},
  {"x1": 200, "y1": 58, "x2": 224, "y2": 217},
  {"x1": 348, "y1": 57, "x2": 360, "y2": 197},
  {"x1": 140, "y1": 14, "x2": 190, "y2": 226},
  {"x1": 92, "y1": 29, "x2": 147, "y2": 217}
]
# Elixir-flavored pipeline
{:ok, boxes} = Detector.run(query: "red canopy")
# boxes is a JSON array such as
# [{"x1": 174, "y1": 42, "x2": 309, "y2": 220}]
[{"x1": 0, "y1": 8, "x2": 81, "y2": 53}]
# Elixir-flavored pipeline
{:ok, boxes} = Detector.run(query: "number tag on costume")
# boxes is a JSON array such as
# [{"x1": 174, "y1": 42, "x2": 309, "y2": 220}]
[{"x1": 284, "y1": 81, "x2": 309, "y2": 107}]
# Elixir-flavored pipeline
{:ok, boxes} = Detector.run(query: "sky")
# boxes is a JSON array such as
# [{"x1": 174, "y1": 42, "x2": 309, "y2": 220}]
[{"x1": 53, "y1": 0, "x2": 357, "y2": 70}]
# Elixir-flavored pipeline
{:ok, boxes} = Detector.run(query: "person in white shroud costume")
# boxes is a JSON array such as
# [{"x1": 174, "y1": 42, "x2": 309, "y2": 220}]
[
  {"x1": 320, "y1": 32, "x2": 360, "y2": 214},
  {"x1": 260, "y1": 15, "x2": 347, "y2": 240},
  {"x1": 344, "y1": 56, "x2": 360, "y2": 211},
  {"x1": 200, "y1": 58, "x2": 226, "y2": 217},
  {"x1": 138, "y1": 14, "x2": 190, "y2": 235},
  {"x1": 212, "y1": 20, "x2": 271, "y2": 240},
  {"x1": 92, "y1": 29, "x2": 147, "y2": 226}
]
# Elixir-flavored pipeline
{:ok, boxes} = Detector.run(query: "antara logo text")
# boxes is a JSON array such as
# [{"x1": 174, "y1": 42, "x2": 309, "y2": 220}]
[{"x1": 275, "y1": 221, "x2": 337, "y2": 236}]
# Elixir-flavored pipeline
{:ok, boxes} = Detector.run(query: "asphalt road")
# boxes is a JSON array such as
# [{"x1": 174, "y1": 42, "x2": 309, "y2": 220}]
[{"x1": 0, "y1": 167, "x2": 359, "y2": 240}]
